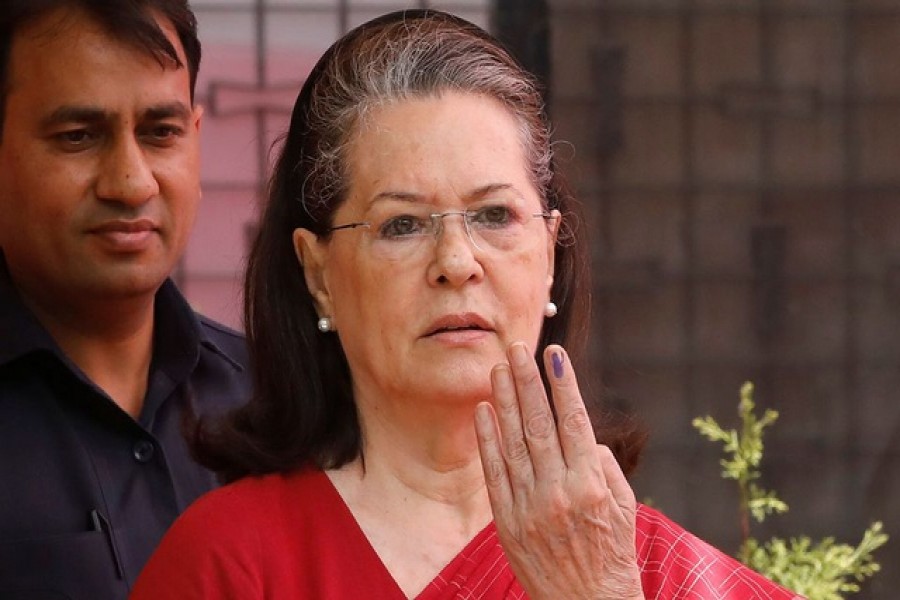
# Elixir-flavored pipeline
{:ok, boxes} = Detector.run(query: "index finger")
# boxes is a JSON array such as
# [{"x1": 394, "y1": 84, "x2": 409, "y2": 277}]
[{"x1": 542, "y1": 345, "x2": 597, "y2": 469}]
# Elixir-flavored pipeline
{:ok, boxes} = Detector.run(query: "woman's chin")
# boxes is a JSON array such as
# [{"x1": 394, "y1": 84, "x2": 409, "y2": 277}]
[{"x1": 425, "y1": 365, "x2": 494, "y2": 404}]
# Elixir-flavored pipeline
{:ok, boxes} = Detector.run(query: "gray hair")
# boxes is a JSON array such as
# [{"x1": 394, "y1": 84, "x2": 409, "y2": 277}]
[
  {"x1": 300, "y1": 13, "x2": 553, "y2": 225},
  {"x1": 205, "y1": 10, "x2": 644, "y2": 483}
]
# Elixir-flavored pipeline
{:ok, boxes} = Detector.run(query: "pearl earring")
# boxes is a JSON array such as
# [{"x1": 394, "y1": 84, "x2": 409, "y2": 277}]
[
  {"x1": 317, "y1": 317, "x2": 333, "y2": 332},
  {"x1": 544, "y1": 302, "x2": 558, "y2": 318}
]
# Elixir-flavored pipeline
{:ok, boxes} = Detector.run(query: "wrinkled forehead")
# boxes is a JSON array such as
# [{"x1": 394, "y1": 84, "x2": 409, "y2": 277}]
[{"x1": 346, "y1": 91, "x2": 532, "y2": 176}]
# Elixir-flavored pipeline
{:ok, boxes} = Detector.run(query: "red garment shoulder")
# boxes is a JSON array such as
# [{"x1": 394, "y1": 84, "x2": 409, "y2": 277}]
[
  {"x1": 131, "y1": 469, "x2": 403, "y2": 600},
  {"x1": 635, "y1": 504, "x2": 804, "y2": 599}
]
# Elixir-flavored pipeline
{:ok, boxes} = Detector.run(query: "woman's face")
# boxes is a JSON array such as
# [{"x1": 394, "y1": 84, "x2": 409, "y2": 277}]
[{"x1": 295, "y1": 91, "x2": 558, "y2": 407}]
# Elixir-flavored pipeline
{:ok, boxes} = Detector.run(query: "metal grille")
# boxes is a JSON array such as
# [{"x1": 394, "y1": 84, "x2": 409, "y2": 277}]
[{"x1": 549, "y1": 3, "x2": 900, "y2": 598}]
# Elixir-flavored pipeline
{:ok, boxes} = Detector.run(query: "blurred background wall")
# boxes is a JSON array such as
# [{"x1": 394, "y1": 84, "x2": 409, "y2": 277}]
[{"x1": 180, "y1": 1, "x2": 899, "y2": 597}]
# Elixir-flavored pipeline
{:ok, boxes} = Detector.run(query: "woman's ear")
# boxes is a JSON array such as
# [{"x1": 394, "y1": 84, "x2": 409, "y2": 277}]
[{"x1": 293, "y1": 228, "x2": 333, "y2": 317}]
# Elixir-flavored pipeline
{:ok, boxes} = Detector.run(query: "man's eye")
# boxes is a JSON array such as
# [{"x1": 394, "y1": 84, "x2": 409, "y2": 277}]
[
  {"x1": 146, "y1": 125, "x2": 183, "y2": 143},
  {"x1": 378, "y1": 215, "x2": 428, "y2": 239},
  {"x1": 55, "y1": 129, "x2": 96, "y2": 147},
  {"x1": 470, "y1": 205, "x2": 513, "y2": 228}
]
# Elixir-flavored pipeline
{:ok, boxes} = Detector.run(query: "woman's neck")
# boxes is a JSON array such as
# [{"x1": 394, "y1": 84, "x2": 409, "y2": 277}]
[
  {"x1": 375, "y1": 385, "x2": 495, "y2": 479},
  {"x1": 327, "y1": 439, "x2": 493, "y2": 598},
  {"x1": 325, "y1": 390, "x2": 497, "y2": 598},
  {"x1": 348, "y1": 407, "x2": 487, "y2": 502}
]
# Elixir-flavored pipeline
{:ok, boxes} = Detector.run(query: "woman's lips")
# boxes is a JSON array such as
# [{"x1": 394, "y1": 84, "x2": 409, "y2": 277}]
[{"x1": 424, "y1": 312, "x2": 492, "y2": 337}]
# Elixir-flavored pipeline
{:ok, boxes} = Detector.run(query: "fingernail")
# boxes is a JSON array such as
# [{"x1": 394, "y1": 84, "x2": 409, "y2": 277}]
[
  {"x1": 510, "y1": 343, "x2": 529, "y2": 367},
  {"x1": 551, "y1": 351, "x2": 564, "y2": 378},
  {"x1": 491, "y1": 363, "x2": 514, "y2": 395},
  {"x1": 474, "y1": 403, "x2": 492, "y2": 431}
]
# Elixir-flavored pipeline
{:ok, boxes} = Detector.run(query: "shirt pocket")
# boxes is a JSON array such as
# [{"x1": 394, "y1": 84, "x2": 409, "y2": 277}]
[{"x1": 0, "y1": 529, "x2": 128, "y2": 600}]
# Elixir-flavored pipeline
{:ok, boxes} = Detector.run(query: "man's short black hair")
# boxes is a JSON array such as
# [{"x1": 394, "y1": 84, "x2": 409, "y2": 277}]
[{"x1": 0, "y1": 0, "x2": 201, "y2": 139}]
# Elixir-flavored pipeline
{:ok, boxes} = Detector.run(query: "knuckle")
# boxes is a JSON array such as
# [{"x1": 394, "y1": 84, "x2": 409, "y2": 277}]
[
  {"x1": 582, "y1": 485, "x2": 610, "y2": 508},
  {"x1": 519, "y1": 368, "x2": 542, "y2": 389},
  {"x1": 561, "y1": 407, "x2": 592, "y2": 435},
  {"x1": 525, "y1": 412, "x2": 555, "y2": 440},
  {"x1": 545, "y1": 490, "x2": 572, "y2": 521},
  {"x1": 483, "y1": 458, "x2": 506, "y2": 487},
  {"x1": 505, "y1": 438, "x2": 531, "y2": 463},
  {"x1": 520, "y1": 512, "x2": 541, "y2": 534},
  {"x1": 496, "y1": 390, "x2": 518, "y2": 411}
]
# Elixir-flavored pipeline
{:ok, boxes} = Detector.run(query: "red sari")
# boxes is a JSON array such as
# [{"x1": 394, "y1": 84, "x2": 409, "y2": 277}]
[{"x1": 130, "y1": 470, "x2": 802, "y2": 599}]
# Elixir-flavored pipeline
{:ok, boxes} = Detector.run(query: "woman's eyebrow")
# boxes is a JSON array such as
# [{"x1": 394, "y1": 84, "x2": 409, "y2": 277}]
[
  {"x1": 469, "y1": 183, "x2": 518, "y2": 200},
  {"x1": 369, "y1": 191, "x2": 424, "y2": 205},
  {"x1": 365, "y1": 183, "x2": 523, "y2": 208}
]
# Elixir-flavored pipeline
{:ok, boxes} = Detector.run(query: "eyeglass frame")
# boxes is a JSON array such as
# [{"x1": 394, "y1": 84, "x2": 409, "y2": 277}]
[{"x1": 325, "y1": 208, "x2": 559, "y2": 254}]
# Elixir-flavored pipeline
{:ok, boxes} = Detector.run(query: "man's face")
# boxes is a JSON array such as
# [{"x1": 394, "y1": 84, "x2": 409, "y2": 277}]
[{"x1": 0, "y1": 6, "x2": 202, "y2": 312}]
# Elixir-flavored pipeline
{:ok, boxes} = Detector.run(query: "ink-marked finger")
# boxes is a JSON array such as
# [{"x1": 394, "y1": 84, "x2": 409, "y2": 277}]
[
  {"x1": 543, "y1": 345, "x2": 597, "y2": 470},
  {"x1": 508, "y1": 342, "x2": 565, "y2": 479}
]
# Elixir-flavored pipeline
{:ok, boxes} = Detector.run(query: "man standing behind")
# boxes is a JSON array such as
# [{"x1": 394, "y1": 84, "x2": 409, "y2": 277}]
[{"x1": 0, "y1": 1, "x2": 251, "y2": 598}]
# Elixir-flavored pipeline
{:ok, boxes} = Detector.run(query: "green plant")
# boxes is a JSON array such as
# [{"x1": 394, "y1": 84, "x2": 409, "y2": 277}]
[{"x1": 692, "y1": 382, "x2": 888, "y2": 599}]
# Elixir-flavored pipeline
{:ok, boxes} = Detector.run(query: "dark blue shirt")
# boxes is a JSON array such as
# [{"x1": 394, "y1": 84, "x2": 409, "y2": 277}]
[{"x1": 0, "y1": 263, "x2": 251, "y2": 600}]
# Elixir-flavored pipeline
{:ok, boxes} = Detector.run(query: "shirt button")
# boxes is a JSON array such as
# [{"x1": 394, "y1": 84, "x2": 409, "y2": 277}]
[{"x1": 132, "y1": 440, "x2": 155, "y2": 463}]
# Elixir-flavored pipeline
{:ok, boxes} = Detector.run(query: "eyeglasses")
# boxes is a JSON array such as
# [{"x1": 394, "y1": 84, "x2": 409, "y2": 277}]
[{"x1": 327, "y1": 202, "x2": 558, "y2": 261}]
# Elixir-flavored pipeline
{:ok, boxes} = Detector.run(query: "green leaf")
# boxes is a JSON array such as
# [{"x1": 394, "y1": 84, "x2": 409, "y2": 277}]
[{"x1": 694, "y1": 382, "x2": 889, "y2": 599}]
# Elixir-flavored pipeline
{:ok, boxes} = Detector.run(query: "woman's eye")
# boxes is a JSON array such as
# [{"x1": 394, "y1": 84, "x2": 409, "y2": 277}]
[
  {"x1": 378, "y1": 215, "x2": 427, "y2": 239},
  {"x1": 471, "y1": 205, "x2": 513, "y2": 228}
]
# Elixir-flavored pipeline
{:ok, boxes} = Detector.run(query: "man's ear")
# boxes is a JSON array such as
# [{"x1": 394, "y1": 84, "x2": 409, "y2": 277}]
[
  {"x1": 293, "y1": 228, "x2": 333, "y2": 318},
  {"x1": 192, "y1": 104, "x2": 204, "y2": 132}
]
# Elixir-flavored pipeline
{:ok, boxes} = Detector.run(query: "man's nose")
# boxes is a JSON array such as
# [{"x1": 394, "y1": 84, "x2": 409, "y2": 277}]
[{"x1": 95, "y1": 137, "x2": 159, "y2": 205}]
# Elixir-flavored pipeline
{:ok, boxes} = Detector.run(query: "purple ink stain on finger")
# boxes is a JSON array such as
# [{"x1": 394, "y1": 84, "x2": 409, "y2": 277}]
[{"x1": 552, "y1": 351, "x2": 564, "y2": 378}]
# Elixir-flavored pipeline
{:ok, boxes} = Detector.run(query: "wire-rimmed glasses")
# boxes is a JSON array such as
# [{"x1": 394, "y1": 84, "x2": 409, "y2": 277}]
[{"x1": 327, "y1": 201, "x2": 558, "y2": 261}]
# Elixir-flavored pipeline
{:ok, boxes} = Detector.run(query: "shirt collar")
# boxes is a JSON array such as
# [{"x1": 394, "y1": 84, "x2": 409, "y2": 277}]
[
  {"x1": 151, "y1": 278, "x2": 201, "y2": 382},
  {"x1": 0, "y1": 254, "x2": 60, "y2": 365},
  {"x1": 153, "y1": 278, "x2": 244, "y2": 374},
  {"x1": 0, "y1": 252, "x2": 239, "y2": 375}
]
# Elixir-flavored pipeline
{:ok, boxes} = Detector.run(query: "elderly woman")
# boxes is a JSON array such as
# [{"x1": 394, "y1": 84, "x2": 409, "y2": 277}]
[{"x1": 131, "y1": 10, "x2": 801, "y2": 600}]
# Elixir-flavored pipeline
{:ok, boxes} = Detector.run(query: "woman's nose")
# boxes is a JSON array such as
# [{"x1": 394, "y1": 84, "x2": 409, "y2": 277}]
[{"x1": 428, "y1": 213, "x2": 484, "y2": 286}]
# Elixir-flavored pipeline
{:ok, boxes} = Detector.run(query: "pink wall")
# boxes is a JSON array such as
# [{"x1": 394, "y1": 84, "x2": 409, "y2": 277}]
[{"x1": 180, "y1": 45, "x2": 320, "y2": 330}]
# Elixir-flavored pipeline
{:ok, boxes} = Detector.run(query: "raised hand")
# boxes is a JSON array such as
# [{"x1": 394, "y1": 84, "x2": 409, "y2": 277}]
[{"x1": 474, "y1": 342, "x2": 644, "y2": 600}]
